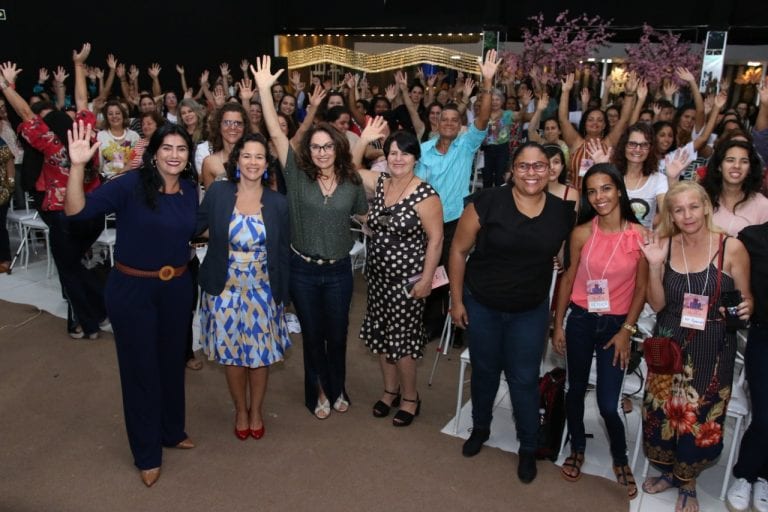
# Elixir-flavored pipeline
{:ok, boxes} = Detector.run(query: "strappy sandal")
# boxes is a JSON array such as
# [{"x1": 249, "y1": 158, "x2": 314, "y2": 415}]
[
  {"x1": 642, "y1": 472, "x2": 676, "y2": 494},
  {"x1": 392, "y1": 395, "x2": 420, "y2": 427},
  {"x1": 314, "y1": 397, "x2": 331, "y2": 420},
  {"x1": 676, "y1": 485, "x2": 698, "y2": 512},
  {"x1": 560, "y1": 452, "x2": 584, "y2": 482},
  {"x1": 372, "y1": 389, "x2": 401, "y2": 418},
  {"x1": 333, "y1": 395, "x2": 350, "y2": 413},
  {"x1": 613, "y1": 464, "x2": 638, "y2": 500}
]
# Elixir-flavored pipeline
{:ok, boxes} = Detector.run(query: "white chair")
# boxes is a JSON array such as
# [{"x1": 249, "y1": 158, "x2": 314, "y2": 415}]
[
  {"x1": 349, "y1": 217, "x2": 368, "y2": 273},
  {"x1": 92, "y1": 214, "x2": 116, "y2": 266},
  {"x1": 18, "y1": 212, "x2": 53, "y2": 277},
  {"x1": 470, "y1": 150, "x2": 484, "y2": 193},
  {"x1": 6, "y1": 193, "x2": 37, "y2": 240}
]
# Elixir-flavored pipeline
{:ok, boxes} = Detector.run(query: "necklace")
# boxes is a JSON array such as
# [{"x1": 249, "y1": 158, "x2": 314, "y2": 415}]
[
  {"x1": 680, "y1": 232, "x2": 712, "y2": 294},
  {"x1": 108, "y1": 128, "x2": 126, "y2": 140},
  {"x1": 378, "y1": 174, "x2": 415, "y2": 226},
  {"x1": 317, "y1": 173, "x2": 336, "y2": 205}
]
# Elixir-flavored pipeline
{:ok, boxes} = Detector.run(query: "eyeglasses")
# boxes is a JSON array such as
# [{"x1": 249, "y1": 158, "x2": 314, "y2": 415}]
[
  {"x1": 309, "y1": 142, "x2": 335, "y2": 154},
  {"x1": 626, "y1": 141, "x2": 651, "y2": 150},
  {"x1": 222, "y1": 119, "x2": 244, "y2": 129},
  {"x1": 514, "y1": 161, "x2": 549, "y2": 173}
]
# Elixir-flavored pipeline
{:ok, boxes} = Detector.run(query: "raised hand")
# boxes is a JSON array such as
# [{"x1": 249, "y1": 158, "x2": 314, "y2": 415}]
[
  {"x1": 384, "y1": 84, "x2": 397, "y2": 102},
  {"x1": 360, "y1": 116, "x2": 388, "y2": 144},
  {"x1": 199, "y1": 69, "x2": 210, "y2": 87},
  {"x1": 308, "y1": 85, "x2": 326, "y2": 108},
  {"x1": 67, "y1": 120, "x2": 100, "y2": 167},
  {"x1": 72, "y1": 43, "x2": 91, "y2": 64},
  {"x1": 478, "y1": 48, "x2": 501, "y2": 82},
  {"x1": 625, "y1": 71, "x2": 639, "y2": 93},
  {"x1": 0, "y1": 62, "x2": 22, "y2": 84},
  {"x1": 394, "y1": 70, "x2": 407, "y2": 89},
  {"x1": 106, "y1": 54, "x2": 117, "y2": 70},
  {"x1": 176, "y1": 64, "x2": 185, "y2": 75},
  {"x1": 53, "y1": 66, "x2": 69, "y2": 83},
  {"x1": 249, "y1": 55, "x2": 284, "y2": 91},
  {"x1": 675, "y1": 67, "x2": 695, "y2": 84},
  {"x1": 580, "y1": 87, "x2": 591, "y2": 107},
  {"x1": 148, "y1": 63, "x2": 161, "y2": 78},
  {"x1": 93, "y1": 67, "x2": 104, "y2": 80},
  {"x1": 240, "y1": 59, "x2": 249, "y2": 74},
  {"x1": 652, "y1": 101, "x2": 662, "y2": 117},
  {"x1": 586, "y1": 138, "x2": 612, "y2": 164},
  {"x1": 343, "y1": 72, "x2": 356, "y2": 90},
  {"x1": 238, "y1": 78, "x2": 255, "y2": 102},
  {"x1": 704, "y1": 94, "x2": 715, "y2": 115},
  {"x1": 212, "y1": 87, "x2": 225, "y2": 107},
  {"x1": 116, "y1": 63, "x2": 126, "y2": 79},
  {"x1": 38, "y1": 68, "x2": 50, "y2": 83},
  {"x1": 519, "y1": 88, "x2": 533, "y2": 108},
  {"x1": 714, "y1": 90, "x2": 727, "y2": 110},
  {"x1": 665, "y1": 147, "x2": 693, "y2": 180},
  {"x1": 128, "y1": 65, "x2": 139, "y2": 81},
  {"x1": 537, "y1": 91, "x2": 550, "y2": 111},
  {"x1": 86, "y1": 66, "x2": 96, "y2": 80},
  {"x1": 561, "y1": 73, "x2": 575, "y2": 93},
  {"x1": 636, "y1": 79, "x2": 648, "y2": 102},
  {"x1": 183, "y1": 88, "x2": 193, "y2": 99},
  {"x1": 639, "y1": 232, "x2": 668, "y2": 267},
  {"x1": 759, "y1": 77, "x2": 768, "y2": 106},
  {"x1": 462, "y1": 77, "x2": 476, "y2": 99},
  {"x1": 219, "y1": 62, "x2": 230, "y2": 78},
  {"x1": 427, "y1": 74, "x2": 437, "y2": 88},
  {"x1": 662, "y1": 79, "x2": 679, "y2": 99}
]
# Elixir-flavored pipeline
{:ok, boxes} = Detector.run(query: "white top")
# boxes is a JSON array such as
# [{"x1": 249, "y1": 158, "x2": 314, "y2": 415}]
[
  {"x1": 97, "y1": 129, "x2": 140, "y2": 177},
  {"x1": 626, "y1": 172, "x2": 669, "y2": 229}
]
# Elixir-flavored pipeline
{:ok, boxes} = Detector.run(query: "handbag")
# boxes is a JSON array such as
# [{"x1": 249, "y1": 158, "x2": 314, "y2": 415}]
[{"x1": 644, "y1": 234, "x2": 725, "y2": 375}]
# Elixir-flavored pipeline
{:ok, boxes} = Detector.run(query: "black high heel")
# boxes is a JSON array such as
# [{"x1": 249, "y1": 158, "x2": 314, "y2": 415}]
[
  {"x1": 392, "y1": 394, "x2": 420, "y2": 427},
  {"x1": 372, "y1": 389, "x2": 401, "y2": 418}
]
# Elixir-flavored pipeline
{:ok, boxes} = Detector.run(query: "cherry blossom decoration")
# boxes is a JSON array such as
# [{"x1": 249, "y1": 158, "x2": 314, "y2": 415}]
[{"x1": 624, "y1": 24, "x2": 701, "y2": 88}]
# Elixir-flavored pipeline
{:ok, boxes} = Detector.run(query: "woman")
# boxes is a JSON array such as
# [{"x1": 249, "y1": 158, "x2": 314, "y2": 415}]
[
  {"x1": 253, "y1": 56, "x2": 368, "y2": 419},
  {"x1": 0, "y1": 136, "x2": 14, "y2": 273},
  {"x1": 128, "y1": 111, "x2": 165, "y2": 170},
  {"x1": 97, "y1": 100, "x2": 140, "y2": 178},
  {"x1": 727, "y1": 221, "x2": 768, "y2": 512},
  {"x1": 559, "y1": 73, "x2": 634, "y2": 189},
  {"x1": 653, "y1": 121, "x2": 677, "y2": 174},
  {"x1": 552, "y1": 164, "x2": 648, "y2": 499},
  {"x1": 528, "y1": 92, "x2": 569, "y2": 164},
  {"x1": 701, "y1": 139, "x2": 768, "y2": 236},
  {"x1": 1, "y1": 52, "x2": 106, "y2": 339},
  {"x1": 198, "y1": 133, "x2": 291, "y2": 440},
  {"x1": 247, "y1": 100, "x2": 266, "y2": 134},
  {"x1": 200, "y1": 103, "x2": 250, "y2": 188},
  {"x1": 278, "y1": 93, "x2": 300, "y2": 125},
  {"x1": 163, "y1": 91, "x2": 180, "y2": 124},
  {"x1": 65, "y1": 121, "x2": 198, "y2": 487},
  {"x1": 610, "y1": 123, "x2": 667, "y2": 229},
  {"x1": 354, "y1": 121, "x2": 443, "y2": 426},
  {"x1": 543, "y1": 144, "x2": 577, "y2": 206},
  {"x1": 179, "y1": 99, "x2": 207, "y2": 145},
  {"x1": 449, "y1": 141, "x2": 576, "y2": 483},
  {"x1": 639, "y1": 181, "x2": 753, "y2": 512},
  {"x1": 481, "y1": 88, "x2": 527, "y2": 189}
]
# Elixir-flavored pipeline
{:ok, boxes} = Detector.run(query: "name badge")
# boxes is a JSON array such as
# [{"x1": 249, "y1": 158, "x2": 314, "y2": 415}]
[
  {"x1": 587, "y1": 279, "x2": 610, "y2": 312},
  {"x1": 579, "y1": 157, "x2": 594, "y2": 177},
  {"x1": 681, "y1": 292, "x2": 708, "y2": 330}
]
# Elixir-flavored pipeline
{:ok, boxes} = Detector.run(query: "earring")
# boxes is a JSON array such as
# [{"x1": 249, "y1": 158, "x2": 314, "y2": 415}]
[
  {"x1": 235, "y1": 166, "x2": 241, "y2": 179},
  {"x1": 263, "y1": 169, "x2": 269, "y2": 181},
  {"x1": 151, "y1": 157, "x2": 158, "y2": 168}
]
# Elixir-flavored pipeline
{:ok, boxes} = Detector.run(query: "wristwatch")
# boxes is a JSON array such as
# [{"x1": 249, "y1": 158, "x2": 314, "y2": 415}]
[{"x1": 621, "y1": 322, "x2": 638, "y2": 335}]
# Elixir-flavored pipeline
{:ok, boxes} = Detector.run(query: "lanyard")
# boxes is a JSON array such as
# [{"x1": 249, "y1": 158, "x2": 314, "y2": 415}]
[
  {"x1": 585, "y1": 220, "x2": 626, "y2": 282},
  {"x1": 680, "y1": 233, "x2": 712, "y2": 295}
]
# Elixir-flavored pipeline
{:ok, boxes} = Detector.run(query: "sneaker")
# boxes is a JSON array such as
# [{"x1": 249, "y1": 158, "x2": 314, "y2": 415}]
[
  {"x1": 518, "y1": 451, "x2": 538, "y2": 484},
  {"x1": 754, "y1": 478, "x2": 768, "y2": 512},
  {"x1": 68, "y1": 328, "x2": 85, "y2": 339},
  {"x1": 462, "y1": 427, "x2": 490, "y2": 457},
  {"x1": 99, "y1": 318, "x2": 112, "y2": 331},
  {"x1": 726, "y1": 477, "x2": 751, "y2": 512}
]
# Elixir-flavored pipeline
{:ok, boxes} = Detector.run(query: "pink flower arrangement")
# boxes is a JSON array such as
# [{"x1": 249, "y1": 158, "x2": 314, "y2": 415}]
[
  {"x1": 519, "y1": 11, "x2": 614, "y2": 85},
  {"x1": 624, "y1": 24, "x2": 701, "y2": 88}
]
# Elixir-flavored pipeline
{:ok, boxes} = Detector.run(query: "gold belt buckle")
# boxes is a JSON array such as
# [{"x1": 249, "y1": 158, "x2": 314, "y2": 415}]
[{"x1": 158, "y1": 265, "x2": 175, "y2": 281}]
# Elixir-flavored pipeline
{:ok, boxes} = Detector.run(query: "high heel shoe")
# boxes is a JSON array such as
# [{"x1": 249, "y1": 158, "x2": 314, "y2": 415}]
[
  {"x1": 140, "y1": 467, "x2": 161, "y2": 487},
  {"x1": 250, "y1": 424, "x2": 265, "y2": 440},
  {"x1": 392, "y1": 394, "x2": 420, "y2": 427},
  {"x1": 372, "y1": 389, "x2": 401, "y2": 418}
]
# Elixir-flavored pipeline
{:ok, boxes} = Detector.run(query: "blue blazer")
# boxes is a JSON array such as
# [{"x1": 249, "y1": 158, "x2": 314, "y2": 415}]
[{"x1": 197, "y1": 180, "x2": 290, "y2": 304}]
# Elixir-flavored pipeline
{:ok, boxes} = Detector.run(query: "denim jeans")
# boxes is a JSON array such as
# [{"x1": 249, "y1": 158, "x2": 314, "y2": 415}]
[
  {"x1": 564, "y1": 303, "x2": 628, "y2": 465},
  {"x1": 732, "y1": 322, "x2": 768, "y2": 481},
  {"x1": 465, "y1": 290, "x2": 549, "y2": 453},
  {"x1": 289, "y1": 253, "x2": 353, "y2": 412}
]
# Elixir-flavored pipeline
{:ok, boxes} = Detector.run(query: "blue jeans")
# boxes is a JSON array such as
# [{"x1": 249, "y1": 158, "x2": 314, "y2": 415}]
[
  {"x1": 289, "y1": 253, "x2": 353, "y2": 412},
  {"x1": 564, "y1": 303, "x2": 627, "y2": 465},
  {"x1": 465, "y1": 290, "x2": 549, "y2": 453},
  {"x1": 733, "y1": 322, "x2": 768, "y2": 481}
]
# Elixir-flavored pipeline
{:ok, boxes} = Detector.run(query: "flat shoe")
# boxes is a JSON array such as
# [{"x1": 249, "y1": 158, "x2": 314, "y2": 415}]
[
  {"x1": 561, "y1": 452, "x2": 584, "y2": 482},
  {"x1": 314, "y1": 398, "x2": 330, "y2": 420},
  {"x1": 140, "y1": 467, "x2": 160, "y2": 487},
  {"x1": 613, "y1": 464, "x2": 638, "y2": 500},
  {"x1": 186, "y1": 358, "x2": 203, "y2": 370},
  {"x1": 333, "y1": 396, "x2": 350, "y2": 413},
  {"x1": 174, "y1": 438, "x2": 195, "y2": 449}
]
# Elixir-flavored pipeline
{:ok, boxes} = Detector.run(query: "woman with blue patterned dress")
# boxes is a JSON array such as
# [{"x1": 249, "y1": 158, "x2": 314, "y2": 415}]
[{"x1": 198, "y1": 133, "x2": 291, "y2": 441}]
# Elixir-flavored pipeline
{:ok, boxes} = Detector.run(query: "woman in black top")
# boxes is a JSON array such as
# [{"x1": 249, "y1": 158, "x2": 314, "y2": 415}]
[{"x1": 449, "y1": 141, "x2": 576, "y2": 483}]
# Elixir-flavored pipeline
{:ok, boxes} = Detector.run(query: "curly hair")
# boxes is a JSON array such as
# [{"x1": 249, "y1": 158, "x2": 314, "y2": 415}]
[
  {"x1": 294, "y1": 123, "x2": 361, "y2": 185},
  {"x1": 611, "y1": 123, "x2": 658, "y2": 177},
  {"x1": 208, "y1": 103, "x2": 251, "y2": 153},
  {"x1": 702, "y1": 139, "x2": 763, "y2": 213},
  {"x1": 100, "y1": 100, "x2": 129, "y2": 130}
]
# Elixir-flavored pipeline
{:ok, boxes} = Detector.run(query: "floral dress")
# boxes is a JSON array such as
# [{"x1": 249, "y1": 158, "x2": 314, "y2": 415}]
[{"x1": 642, "y1": 238, "x2": 737, "y2": 480}]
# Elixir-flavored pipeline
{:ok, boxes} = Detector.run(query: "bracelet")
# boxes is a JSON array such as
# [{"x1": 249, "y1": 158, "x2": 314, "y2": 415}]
[
  {"x1": 479, "y1": 87, "x2": 493, "y2": 94},
  {"x1": 625, "y1": 91, "x2": 636, "y2": 97},
  {"x1": 621, "y1": 322, "x2": 638, "y2": 334}
]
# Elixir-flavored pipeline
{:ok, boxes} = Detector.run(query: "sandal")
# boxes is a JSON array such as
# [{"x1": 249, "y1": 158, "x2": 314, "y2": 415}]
[
  {"x1": 372, "y1": 389, "x2": 401, "y2": 418},
  {"x1": 185, "y1": 358, "x2": 203, "y2": 370},
  {"x1": 314, "y1": 397, "x2": 330, "y2": 420},
  {"x1": 333, "y1": 395, "x2": 350, "y2": 413},
  {"x1": 392, "y1": 395, "x2": 420, "y2": 427},
  {"x1": 613, "y1": 464, "x2": 638, "y2": 500},
  {"x1": 676, "y1": 485, "x2": 698, "y2": 512},
  {"x1": 561, "y1": 452, "x2": 585, "y2": 482},
  {"x1": 642, "y1": 472, "x2": 676, "y2": 495}
]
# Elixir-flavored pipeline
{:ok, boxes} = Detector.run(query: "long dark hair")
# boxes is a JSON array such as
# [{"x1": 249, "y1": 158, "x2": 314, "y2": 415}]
[
  {"x1": 578, "y1": 107, "x2": 609, "y2": 138},
  {"x1": 611, "y1": 123, "x2": 658, "y2": 177},
  {"x1": 225, "y1": 133, "x2": 271, "y2": 184},
  {"x1": 702, "y1": 139, "x2": 763, "y2": 213},
  {"x1": 543, "y1": 144, "x2": 567, "y2": 184},
  {"x1": 577, "y1": 163, "x2": 640, "y2": 226},
  {"x1": 209, "y1": 103, "x2": 251, "y2": 152},
  {"x1": 139, "y1": 124, "x2": 196, "y2": 209},
  {"x1": 295, "y1": 123, "x2": 361, "y2": 185}
]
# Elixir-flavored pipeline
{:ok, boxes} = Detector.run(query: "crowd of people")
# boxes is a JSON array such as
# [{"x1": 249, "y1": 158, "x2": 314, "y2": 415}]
[{"x1": 0, "y1": 41, "x2": 767, "y2": 512}]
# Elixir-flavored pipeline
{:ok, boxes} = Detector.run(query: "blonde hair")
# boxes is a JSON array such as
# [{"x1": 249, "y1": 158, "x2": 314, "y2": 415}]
[{"x1": 657, "y1": 181, "x2": 722, "y2": 238}]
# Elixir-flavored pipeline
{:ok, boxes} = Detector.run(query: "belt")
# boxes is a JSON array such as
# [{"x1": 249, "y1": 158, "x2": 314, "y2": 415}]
[
  {"x1": 116, "y1": 262, "x2": 188, "y2": 281},
  {"x1": 290, "y1": 245, "x2": 338, "y2": 265}
]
